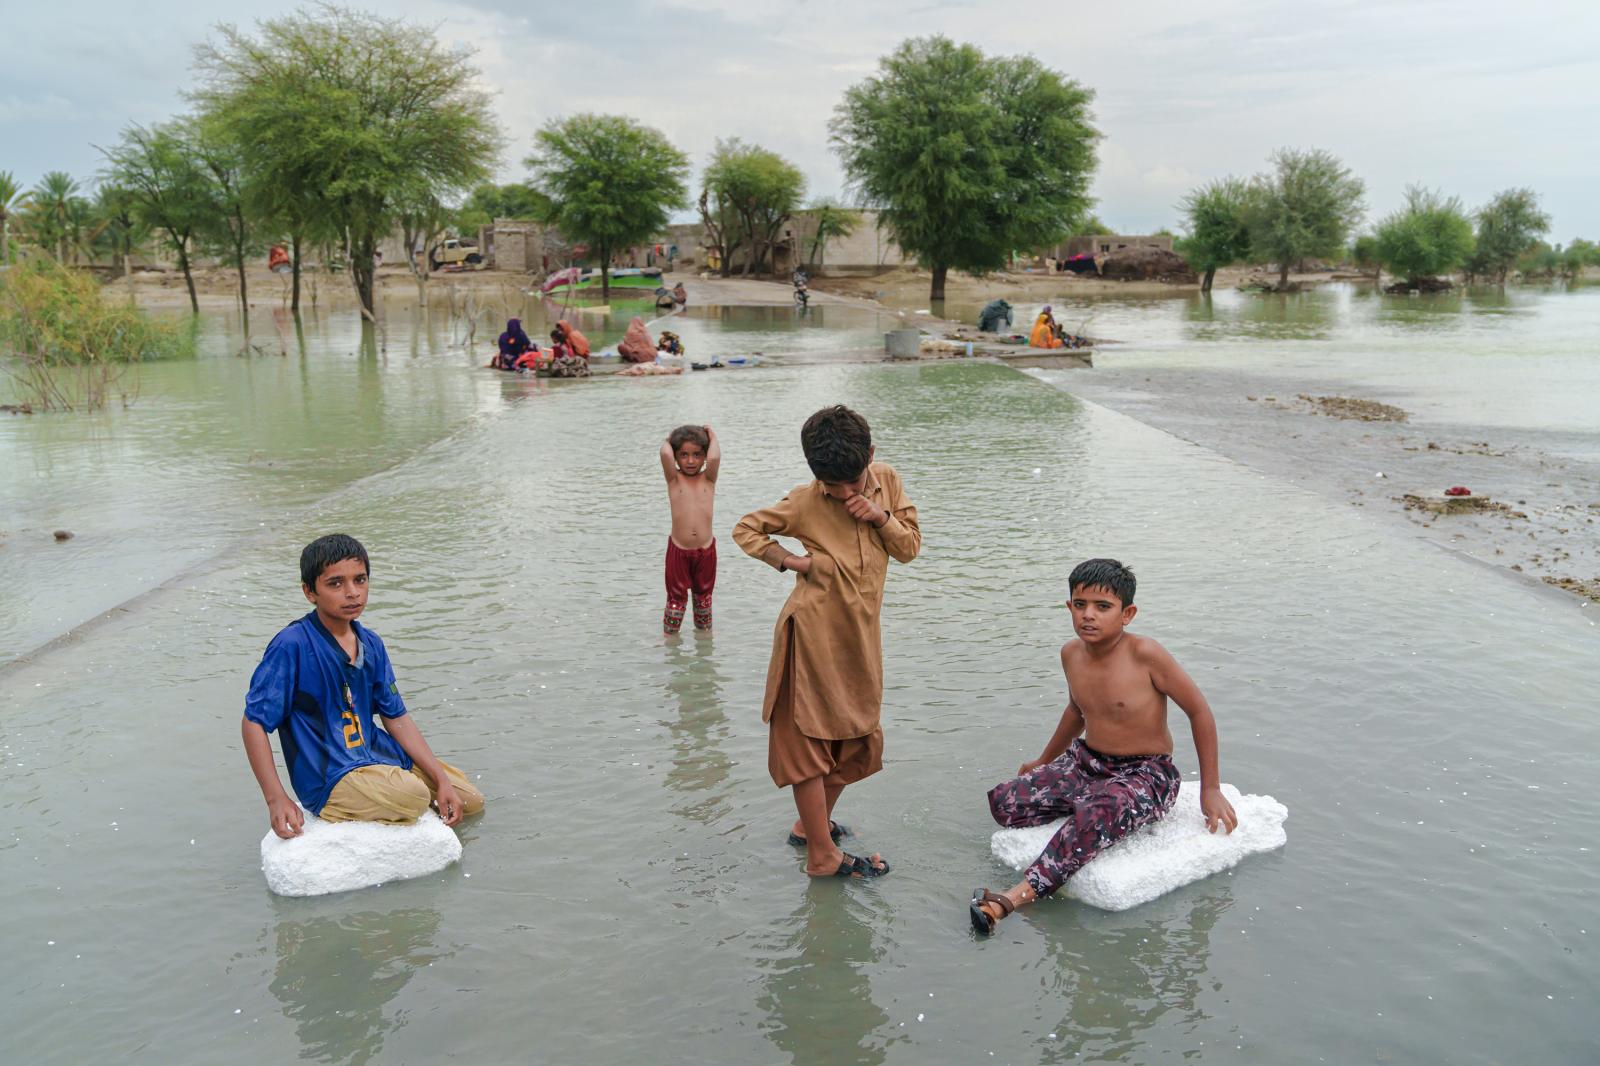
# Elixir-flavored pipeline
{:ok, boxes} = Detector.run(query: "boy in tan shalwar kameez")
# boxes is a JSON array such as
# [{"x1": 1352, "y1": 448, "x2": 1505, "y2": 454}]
[{"x1": 733, "y1": 405, "x2": 920, "y2": 878}]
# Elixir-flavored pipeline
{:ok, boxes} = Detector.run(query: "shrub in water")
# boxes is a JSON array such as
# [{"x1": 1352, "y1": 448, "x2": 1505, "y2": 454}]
[{"x1": 0, "y1": 258, "x2": 193, "y2": 410}]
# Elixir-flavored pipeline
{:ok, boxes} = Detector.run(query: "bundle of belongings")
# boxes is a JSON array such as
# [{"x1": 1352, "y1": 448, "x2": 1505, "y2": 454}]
[{"x1": 977, "y1": 298, "x2": 1013, "y2": 333}]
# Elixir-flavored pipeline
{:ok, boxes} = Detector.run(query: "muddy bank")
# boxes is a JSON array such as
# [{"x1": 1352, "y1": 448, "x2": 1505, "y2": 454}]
[{"x1": 1051, "y1": 365, "x2": 1600, "y2": 604}]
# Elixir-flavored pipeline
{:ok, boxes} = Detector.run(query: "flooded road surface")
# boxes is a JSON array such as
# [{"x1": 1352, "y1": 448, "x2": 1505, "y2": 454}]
[{"x1": 2, "y1": 307, "x2": 1596, "y2": 1064}]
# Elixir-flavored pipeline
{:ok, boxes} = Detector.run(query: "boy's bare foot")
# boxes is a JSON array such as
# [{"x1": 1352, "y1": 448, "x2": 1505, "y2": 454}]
[{"x1": 806, "y1": 848, "x2": 890, "y2": 878}]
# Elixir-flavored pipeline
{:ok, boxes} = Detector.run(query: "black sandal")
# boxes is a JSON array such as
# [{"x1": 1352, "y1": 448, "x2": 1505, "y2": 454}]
[
  {"x1": 969, "y1": 888, "x2": 1015, "y2": 935},
  {"x1": 787, "y1": 820, "x2": 851, "y2": 847},
  {"x1": 826, "y1": 852, "x2": 890, "y2": 878}
]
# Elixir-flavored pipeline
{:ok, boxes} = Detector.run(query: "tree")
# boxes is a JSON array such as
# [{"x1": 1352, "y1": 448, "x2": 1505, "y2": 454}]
[
  {"x1": 1177, "y1": 177, "x2": 1252, "y2": 293},
  {"x1": 398, "y1": 193, "x2": 451, "y2": 303},
  {"x1": 1561, "y1": 238, "x2": 1596, "y2": 279},
  {"x1": 701, "y1": 139, "x2": 805, "y2": 275},
  {"x1": 527, "y1": 113, "x2": 689, "y2": 301},
  {"x1": 1245, "y1": 148, "x2": 1365, "y2": 290},
  {"x1": 832, "y1": 37, "x2": 1099, "y2": 301},
  {"x1": 1372, "y1": 185, "x2": 1474, "y2": 287},
  {"x1": 191, "y1": 116, "x2": 259, "y2": 329},
  {"x1": 101, "y1": 123, "x2": 213, "y2": 312},
  {"x1": 451, "y1": 182, "x2": 550, "y2": 235},
  {"x1": 1350, "y1": 233, "x2": 1382, "y2": 283},
  {"x1": 0, "y1": 172, "x2": 26, "y2": 263},
  {"x1": 1468, "y1": 188, "x2": 1551, "y2": 286},
  {"x1": 698, "y1": 184, "x2": 742, "y2": 278},
  {"x1": 30, "y1": 172, "x2": 80, "y2": 262},
  {"x1": 806, "y1": 198, "x2": 864, "y2": 269},
  {"x1": 195, "y1": 7, "x2": 500, "y2": 320},
  {"x1": 92, "y1": 184, "x2": 149, "y2": 279},
  {"x1": 1068, "y1": 214, "x2": 1112, "y2": 238}
]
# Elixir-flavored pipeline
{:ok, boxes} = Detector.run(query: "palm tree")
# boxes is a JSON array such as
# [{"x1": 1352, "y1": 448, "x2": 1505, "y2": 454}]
[
  {"x1": 32, "y1": 171, "x2": 80, "y2": 262},
  {"x1": 0, "y1": 171, "x2": 27, "y2": 264}
]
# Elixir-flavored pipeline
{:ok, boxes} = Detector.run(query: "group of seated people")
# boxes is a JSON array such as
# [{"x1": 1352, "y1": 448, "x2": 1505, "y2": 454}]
[
  {"x1": 487, "y1": 318, "x2": 592, "y2": 377},
  {"x1": 1028, "y1": 306, "x2": 1088, "y2": 350}
]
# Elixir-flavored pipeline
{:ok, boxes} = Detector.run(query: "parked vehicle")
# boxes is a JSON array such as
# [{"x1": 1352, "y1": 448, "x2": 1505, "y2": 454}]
[{"x1": 429, "y1": 237, "x2": 483, "y2": 271}]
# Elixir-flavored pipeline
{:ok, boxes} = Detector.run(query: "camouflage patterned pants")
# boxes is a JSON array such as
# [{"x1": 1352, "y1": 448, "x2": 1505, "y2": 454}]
[{"x1": 987, "y1": 739, "x2": 1180, "y2": 897}]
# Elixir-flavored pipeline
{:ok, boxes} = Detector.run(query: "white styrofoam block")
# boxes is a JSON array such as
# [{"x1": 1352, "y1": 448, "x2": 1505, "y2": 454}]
[
  {"x1": 260, "y1": 809, "x2": 463, "y2": 897},
  {"x1": 989, "y1": 782, "x2": 1286, "y2": 911}
]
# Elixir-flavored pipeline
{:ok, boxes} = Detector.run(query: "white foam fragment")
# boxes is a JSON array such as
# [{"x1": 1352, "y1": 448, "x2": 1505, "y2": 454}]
[
  {"x1": 260, "y1": 809, "x2": 462, "y2": 897},
  {"x1": 989, "y1": 782, "x2": 1286, "y2": 911}
]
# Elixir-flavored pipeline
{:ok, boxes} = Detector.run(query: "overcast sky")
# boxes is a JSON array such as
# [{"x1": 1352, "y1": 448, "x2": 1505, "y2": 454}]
[{"x1": 5, "y1": 0, "x2": 1597, "y2": 239}]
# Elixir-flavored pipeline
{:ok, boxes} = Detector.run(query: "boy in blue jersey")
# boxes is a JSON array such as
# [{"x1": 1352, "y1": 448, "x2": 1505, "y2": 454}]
[{"x1": 241, "y1": 534, "x2": 485, "y2": 839}]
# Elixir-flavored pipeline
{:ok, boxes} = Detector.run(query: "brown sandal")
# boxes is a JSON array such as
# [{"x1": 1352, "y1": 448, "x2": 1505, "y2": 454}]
[{"x1": 969, "y1": 888, "x2": 1014, "y2": 935}]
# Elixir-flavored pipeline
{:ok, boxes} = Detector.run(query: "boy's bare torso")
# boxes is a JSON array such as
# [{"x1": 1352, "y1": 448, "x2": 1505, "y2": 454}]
[
  {"x1": 1062, "y1": 633, "x2": 1175, "y2": 756},
  {"x1": 668, "y1": 474, "x2": 716, "y2": 549}
]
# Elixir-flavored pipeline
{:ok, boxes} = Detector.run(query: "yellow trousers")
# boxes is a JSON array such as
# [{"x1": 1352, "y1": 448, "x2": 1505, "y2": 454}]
[{"x1": 320, "y1": 761, "x2": 485, "y2": 824}]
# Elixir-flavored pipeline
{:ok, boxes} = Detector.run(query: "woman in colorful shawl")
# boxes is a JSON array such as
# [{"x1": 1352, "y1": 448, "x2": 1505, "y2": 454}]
[
  {"x1": 490, "y1": 318, "x2": 538, "y2": 370},
  {"x1": 554, "y1": 319, "x2": 591, "y2": 358},
  {"x1": 1029, "y1": 306, "x2": 1064, "y2": 349},
  {"x1": 617, "y1": 316, "x2": 657, "y2": 363}
]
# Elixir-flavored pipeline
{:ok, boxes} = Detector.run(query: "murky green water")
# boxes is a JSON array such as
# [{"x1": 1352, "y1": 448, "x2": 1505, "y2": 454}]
[
  {"x1": 935, "y1": 282, "x2": 1600, "y2": 445},
  {"x1": 2, "y1": 300, "x2": 1596, "y2": 1064}
]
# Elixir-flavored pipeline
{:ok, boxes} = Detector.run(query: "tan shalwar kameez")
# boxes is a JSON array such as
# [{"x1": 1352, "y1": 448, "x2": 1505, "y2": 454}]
[{"x1": 732, "y1": 462, "x2": 921, "y2": 787}]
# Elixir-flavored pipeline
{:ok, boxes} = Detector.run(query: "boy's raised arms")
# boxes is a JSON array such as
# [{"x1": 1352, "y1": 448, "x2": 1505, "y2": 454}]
[
  {"x1": 703, "y1": 425, "x2": 721, "y2": 482},
  {"x1": 659, "y1": 439, "x2": 678, "y2": 483}
]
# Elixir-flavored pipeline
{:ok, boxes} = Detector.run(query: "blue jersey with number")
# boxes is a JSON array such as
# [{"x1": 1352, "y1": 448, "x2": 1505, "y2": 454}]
[{"x1": 244, "y1": 612, "x2": 413, "y2": 814}]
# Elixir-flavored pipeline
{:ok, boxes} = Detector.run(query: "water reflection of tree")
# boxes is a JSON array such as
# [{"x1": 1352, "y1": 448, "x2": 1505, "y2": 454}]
[
  {"x1": 1183, "y1": 289, "x2": 1336, "y2": 341},
  {"x1": 755, "y1": 886, "x2": 897, "y2": 1065},
  {"x1": 662, "y1": 640, "x2": 734, "y2": 825},
  {"x1": 1035, "y1": 890, "x2": 1232, "y2": 1064},
  {"x1": 267, "y1": 907, "x2": 446, "y2": 1065}
]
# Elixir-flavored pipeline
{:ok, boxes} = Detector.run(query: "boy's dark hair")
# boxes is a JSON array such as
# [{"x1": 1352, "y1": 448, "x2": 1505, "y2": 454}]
[
  {"x1": 801, "y1": 405, "x2": 872, "y2": 483},
  {"x1": 301, "y1": 534, "x2": 369, "y2": 588},
  {"x1": 668, "y1": 424, "x2": 709, "y2": 452},
  {"x1": 1069, "y1": 558, "x2": 1135, "y2": 607}
]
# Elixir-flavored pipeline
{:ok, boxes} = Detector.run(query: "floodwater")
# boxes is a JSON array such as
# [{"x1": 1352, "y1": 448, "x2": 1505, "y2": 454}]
[
  {"x1": 2, "y1": 298, "x2": 1597, "y2": 1064},
  {"x1": 937, "y1": 282, "x2": 1600, "y2": 453}
]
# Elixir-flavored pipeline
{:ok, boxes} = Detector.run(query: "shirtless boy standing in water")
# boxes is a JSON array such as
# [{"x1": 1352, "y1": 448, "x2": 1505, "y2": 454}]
[
  {"x1": 660, "y1": 425, "x2": 720, "y2": 633},
  {"x1": 971, "y1": 558, "x2": 1238, "y2": 934}
]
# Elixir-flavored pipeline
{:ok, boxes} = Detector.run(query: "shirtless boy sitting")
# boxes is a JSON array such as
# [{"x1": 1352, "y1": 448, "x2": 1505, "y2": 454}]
[
  {"x1": 660, "y1": 424, "x2": 721, "y2": 633},
  {"x1": 971, "y1": 558, "x2": 1238, "y2": 934}
]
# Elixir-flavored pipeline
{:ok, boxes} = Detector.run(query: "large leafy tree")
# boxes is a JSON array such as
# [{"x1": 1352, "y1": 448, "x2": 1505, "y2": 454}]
[
  {"x1": 701, "y1": 139, "x2": 805, "y2": 275},
  {"x1": 1467, "y1": 188, "x2": 1550, "y2": 286},
  {"x1": 527, "y1": 113, "x2": 689, "y2": 301},
  {"x1": 832, "y1": 37, "x2": 1099, "y2": 301},
  {"x1": 1245, "y1": 148, "x2": 1366, "y2": 290},
  {"x1": 195, "y1": 6, "x2": 499, "y2": 321},
  {"x1": 1373, "y1": 185, "x2": 1474, "y2": 287},
  {"x1": 101, "y1": 123, "x2": 214, "y2": 312},
  {"x1": 1177, "y1": 177, "x2": 1252, "y2": 293}
]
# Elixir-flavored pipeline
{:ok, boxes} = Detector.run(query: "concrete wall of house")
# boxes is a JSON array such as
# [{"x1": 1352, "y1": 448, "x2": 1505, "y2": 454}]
[{"x1": 1061, "y1": 234, "x2": 1173, "y2": 258}]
